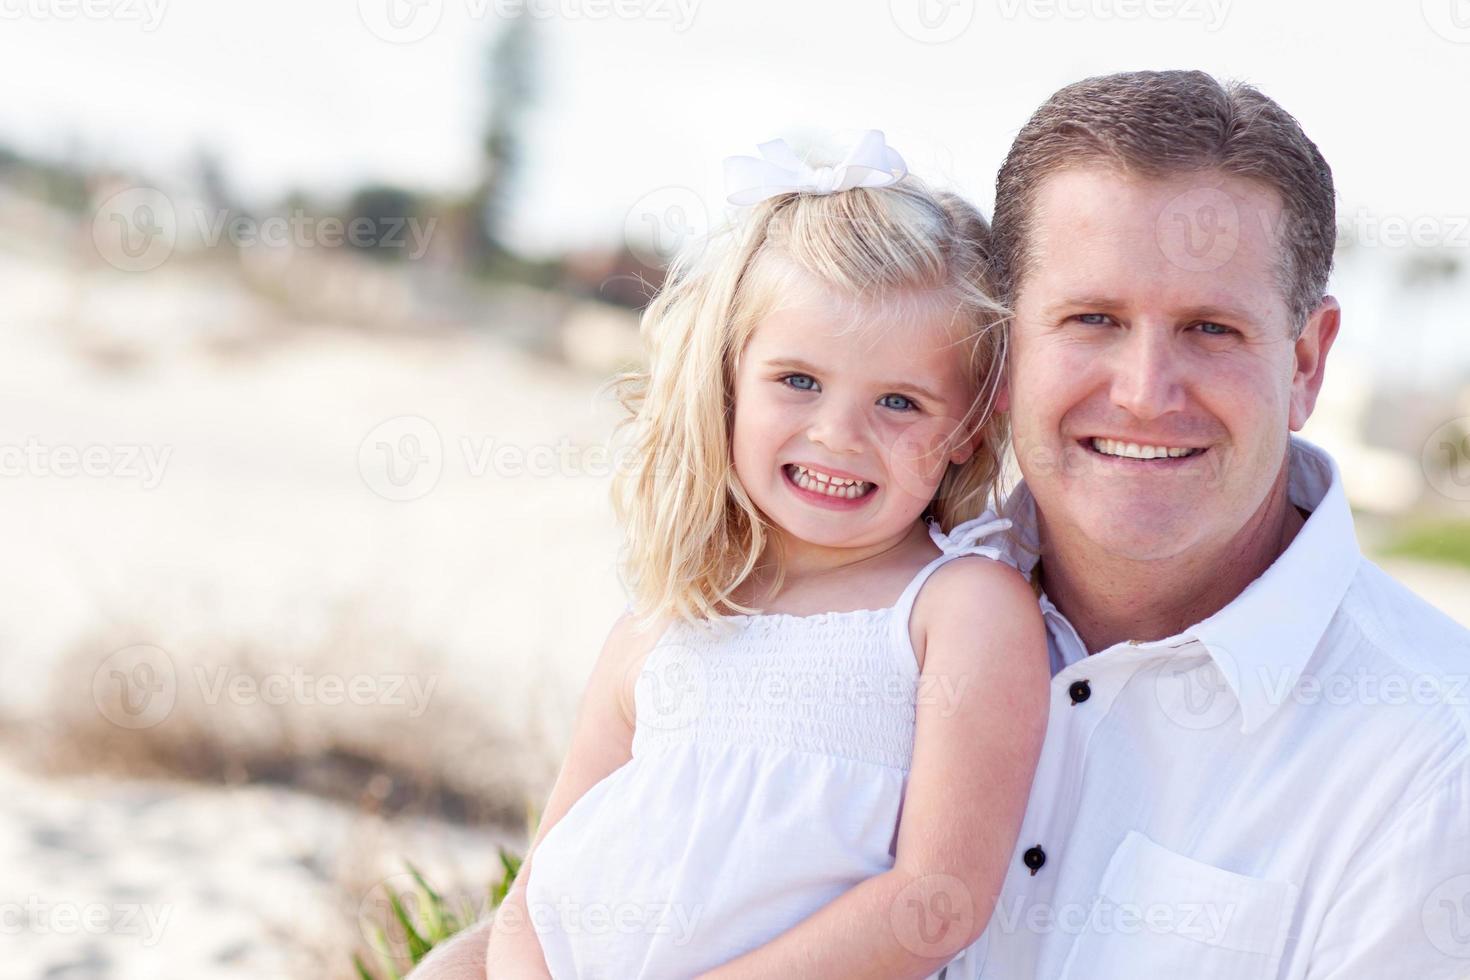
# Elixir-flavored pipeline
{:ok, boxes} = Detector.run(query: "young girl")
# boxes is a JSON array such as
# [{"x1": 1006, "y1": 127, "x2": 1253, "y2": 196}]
[{"x1": 485, "y1": 131, "x2": 1049, "y2": 979}]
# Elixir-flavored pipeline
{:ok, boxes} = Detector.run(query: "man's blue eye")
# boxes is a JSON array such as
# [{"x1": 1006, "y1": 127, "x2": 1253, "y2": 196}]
[
  {"x1": 782, "y1": 373, "x2": 817, "y2": 391},
  {"x1": 1197, "y1": 322, "x2": 1233, "y2": 336},
  {"x1": 1077, "y1": 313, "x2": 1111, "y2": 326},
  {"x1": 879, "y1": 393, "x2": 916, "y2": 412}
]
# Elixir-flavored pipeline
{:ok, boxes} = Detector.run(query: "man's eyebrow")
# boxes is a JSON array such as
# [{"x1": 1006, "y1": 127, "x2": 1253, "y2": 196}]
[
  {"x1": 1176, "y1": 304, "x2": 1258, "y2": 324},
  {"x1": 1040, "y1": 297, "x2": 1258, "y2": 323},
  {"x1": 761, "y1": 357, "x2": 945, "y2": 403},
  {"x1": 1039, "y1": 296, "x2": 1125, "y2": 317}
]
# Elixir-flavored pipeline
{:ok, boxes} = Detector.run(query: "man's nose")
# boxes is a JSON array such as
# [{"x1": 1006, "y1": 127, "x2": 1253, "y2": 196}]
[
  {"x1": 1108, "y1": 327, "x2": 1187, "y2": 420},
  {"x1": 807, "y1": 399, "x2": 867, "y2": 455}
]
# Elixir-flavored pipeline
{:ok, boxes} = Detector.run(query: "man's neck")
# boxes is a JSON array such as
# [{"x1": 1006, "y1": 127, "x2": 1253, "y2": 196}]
[{"x1": 1036, "y1": 469, "x2": 1308, "y2": 653}]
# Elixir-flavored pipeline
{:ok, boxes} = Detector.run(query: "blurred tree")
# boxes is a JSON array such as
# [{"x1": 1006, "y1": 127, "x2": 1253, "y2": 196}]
[
  {"x1": 0, "y1": 143, "x2": 89, "y2": 214},
  {"x1": 346, "y1": 184, "x2": 427, "y2": 261},
  {"x1": 193, "y1": 147, "x2": 239, "y2": 215},
  {"x1": 1400, "y1": 250, "x2": 1461, "y2": 286},
  {"x1": 466, "y1": 12, "x2": 537, "y2": 269}
]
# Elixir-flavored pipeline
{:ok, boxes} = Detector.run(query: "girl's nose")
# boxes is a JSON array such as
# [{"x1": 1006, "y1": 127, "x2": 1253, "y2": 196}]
[{"x1": 806, "y1": 401, "x2": 866, "y2": 455}]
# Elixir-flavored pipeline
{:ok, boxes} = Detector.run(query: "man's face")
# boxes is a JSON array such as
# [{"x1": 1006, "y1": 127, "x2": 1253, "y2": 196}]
[{"x1": 1003, "y1": 166, "x2": 1338, "y2": 562}]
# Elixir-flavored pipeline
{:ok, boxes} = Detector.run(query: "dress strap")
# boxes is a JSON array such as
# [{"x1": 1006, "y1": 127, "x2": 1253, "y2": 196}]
[
  {"x1": 925, "y1": 514, "x2": 1014, "y2": 558},
  {"x1": 887, "y1": 515, "x2": 1016, "y2": 669}
]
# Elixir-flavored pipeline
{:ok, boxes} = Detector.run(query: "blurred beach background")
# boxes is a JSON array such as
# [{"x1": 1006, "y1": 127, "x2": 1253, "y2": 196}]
[{"x1": 1, "y1": 1, "x2": 1468, "y2": 976}]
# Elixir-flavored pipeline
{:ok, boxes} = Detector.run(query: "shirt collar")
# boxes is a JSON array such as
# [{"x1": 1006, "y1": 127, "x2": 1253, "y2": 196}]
[{"x1": 996, "y1": 435, "x2": 1362, "y2": 735}]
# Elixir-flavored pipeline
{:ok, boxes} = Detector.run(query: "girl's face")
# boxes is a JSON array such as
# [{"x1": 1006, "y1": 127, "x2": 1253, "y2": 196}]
[{"x1": 731, "y1": 277, "x2": 983, "y2": 561}]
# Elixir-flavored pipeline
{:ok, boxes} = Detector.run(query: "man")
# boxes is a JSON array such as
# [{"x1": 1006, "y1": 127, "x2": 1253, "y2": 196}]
[
  {"x1": 968, "y1": 69, "x2": 1469, "y2": 978},
  {"x1": 414, "y1": 71, "x2": 1470, "y2": 978}
]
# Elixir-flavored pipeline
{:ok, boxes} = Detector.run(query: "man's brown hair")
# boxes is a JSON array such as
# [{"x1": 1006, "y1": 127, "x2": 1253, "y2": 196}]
[{"x1": 992, "y1": 70, "x2": 1336, "y2": 331}]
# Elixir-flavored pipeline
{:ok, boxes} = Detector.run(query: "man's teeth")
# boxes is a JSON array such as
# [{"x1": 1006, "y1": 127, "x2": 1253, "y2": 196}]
[
  {"x1": 788, "y1": 464, "x2": 873, "y2": 499},
  {"x1": 1090, "y1": 438, "x2": 1203, "y2": 460}
]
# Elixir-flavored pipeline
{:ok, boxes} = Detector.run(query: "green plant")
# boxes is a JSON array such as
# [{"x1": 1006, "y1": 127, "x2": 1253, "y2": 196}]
[
  {"x1": 1379, "y1": 519, "x2": 1470, "y2": 570},
  {"x1": 353, "y1": 804, "x2": 538, "y2": 979}
]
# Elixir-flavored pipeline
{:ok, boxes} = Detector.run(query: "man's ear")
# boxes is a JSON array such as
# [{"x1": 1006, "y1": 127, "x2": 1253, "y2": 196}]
[{"x1": 1289, "y1": 296, "x2": 1341, "y2": 432}]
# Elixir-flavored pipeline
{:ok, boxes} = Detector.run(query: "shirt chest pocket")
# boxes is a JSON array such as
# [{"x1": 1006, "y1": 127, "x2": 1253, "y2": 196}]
[{"x1": 1058, "y1": 830, "x2": 1299, "y2": 980}]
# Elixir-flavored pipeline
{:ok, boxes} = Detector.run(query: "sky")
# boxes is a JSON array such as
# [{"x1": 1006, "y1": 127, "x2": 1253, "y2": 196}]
[{"x1": 1, "y1": 0, "x2": 1467, "y2": 259}]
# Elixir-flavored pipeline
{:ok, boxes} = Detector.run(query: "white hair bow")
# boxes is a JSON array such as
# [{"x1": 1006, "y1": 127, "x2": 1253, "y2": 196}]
[{"x1": 722, "y1": 130, "x2": 908, "y2": 206}]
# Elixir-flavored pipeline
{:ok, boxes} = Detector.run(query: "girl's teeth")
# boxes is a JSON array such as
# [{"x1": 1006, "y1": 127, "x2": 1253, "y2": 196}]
[{"x1": 788, "y1": 465, "x2": 871, "y2": 498}]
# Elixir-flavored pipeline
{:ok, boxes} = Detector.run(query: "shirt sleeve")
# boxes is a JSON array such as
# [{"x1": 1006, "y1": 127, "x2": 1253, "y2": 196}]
[{"x1": 1307, "y1": 748, "x2": 1470, "y2": 978}]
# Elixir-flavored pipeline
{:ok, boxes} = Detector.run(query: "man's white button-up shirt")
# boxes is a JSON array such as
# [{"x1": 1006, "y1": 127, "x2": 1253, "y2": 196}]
[{"x1": 961, "y1": 437, "x2": 1470, "y2": 979}]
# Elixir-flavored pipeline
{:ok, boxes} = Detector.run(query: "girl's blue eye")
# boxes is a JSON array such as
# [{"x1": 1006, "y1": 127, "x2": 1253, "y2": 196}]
[
  {"x1": 879, "y1": 393, "x2": 916, "y2": 412},
  {"x1": 781, "y1": 373, "x2": 818, "y2": 391}
]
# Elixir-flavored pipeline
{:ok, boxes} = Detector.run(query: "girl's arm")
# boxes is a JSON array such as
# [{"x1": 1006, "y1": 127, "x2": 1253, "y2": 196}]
[
  {"x1": 697, "y1": 558, "x2": 1050, "y2": 980},
  {"x1": 485, "y1": 610, "x2": 663, "y2": 977}
]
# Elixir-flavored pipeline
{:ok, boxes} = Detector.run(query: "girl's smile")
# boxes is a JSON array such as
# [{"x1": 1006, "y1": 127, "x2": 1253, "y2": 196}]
[{"x1": 781, "y1": 461, "x2": 880, "y2": 510}]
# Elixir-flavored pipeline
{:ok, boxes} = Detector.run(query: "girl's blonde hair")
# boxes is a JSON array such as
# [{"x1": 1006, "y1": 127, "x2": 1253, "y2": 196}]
[{"x1": 606, "y1": 173, "x2": 1009, "y2": 633}]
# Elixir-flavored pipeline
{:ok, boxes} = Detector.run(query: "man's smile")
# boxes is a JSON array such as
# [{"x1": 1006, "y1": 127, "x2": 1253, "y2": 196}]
[{"x1": 1080, "y1": 437, "x2": 1209, "y2": 463}]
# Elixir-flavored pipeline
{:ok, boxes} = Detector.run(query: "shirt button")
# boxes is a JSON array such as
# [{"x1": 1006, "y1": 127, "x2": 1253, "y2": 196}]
[
  {"x1": 1068, "y1": 679, "x2": 1091, "y2": 704},
  {"x1": 1023, "y1": 845, "x2": 1046, "y2": 875}
]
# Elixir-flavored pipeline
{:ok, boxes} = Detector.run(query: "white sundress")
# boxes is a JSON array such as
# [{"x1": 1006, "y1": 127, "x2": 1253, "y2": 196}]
[{"x1": 524, "y1": 516, "x2": 1015, "y2": 979}]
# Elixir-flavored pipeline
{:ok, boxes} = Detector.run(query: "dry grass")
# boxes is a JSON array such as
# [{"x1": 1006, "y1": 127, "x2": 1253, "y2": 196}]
[
  {"x1": 0, "y1": 599, "x2": 545, "y2": 979},
  {"x1": 11, "y1": 603, "x2": 558, "y2": 828}
]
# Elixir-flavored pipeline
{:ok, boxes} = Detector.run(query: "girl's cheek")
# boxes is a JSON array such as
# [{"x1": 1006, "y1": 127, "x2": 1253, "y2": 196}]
[
  {"x1": 736, "y1": 403, "x2": 801, "y2": 462},
  {"x1": 876, "y1": 416, "x2": 960, "y2": 502},
  {"x1": 750, "y1": 399, "x2": 794, "y2": 434}
]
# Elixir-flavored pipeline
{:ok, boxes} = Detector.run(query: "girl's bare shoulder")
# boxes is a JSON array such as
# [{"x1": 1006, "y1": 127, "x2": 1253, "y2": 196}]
[
  {"x1": 601, "y1": 608, "x2": 680, "y2": 726},
  {"x1": 914, "y1": 553, "x2": 1038, "y2": 625},
  {"x1": 909, "y1": 554, "x2": 1045, "y2": 673}
]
